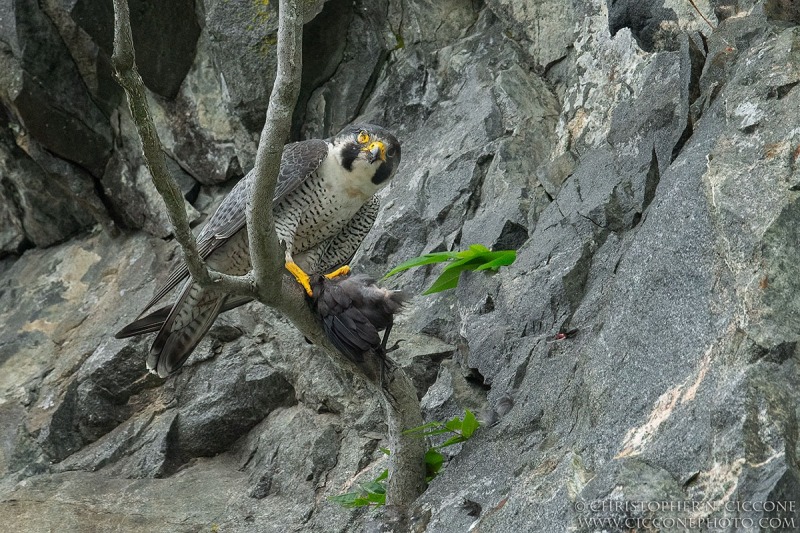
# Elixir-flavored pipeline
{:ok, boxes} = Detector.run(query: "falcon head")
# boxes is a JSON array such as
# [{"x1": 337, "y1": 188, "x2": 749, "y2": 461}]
[{"x1": 332, "y1": 123, "x2": 401, "y2": 186}]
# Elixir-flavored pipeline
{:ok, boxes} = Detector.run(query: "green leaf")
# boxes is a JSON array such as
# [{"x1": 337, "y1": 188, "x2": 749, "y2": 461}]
[
  {"x1": 329, "y1": 492, "x2": 370, "y2": 508},
  {"x1": 423, "y1": 250, "x2": 515, "y2": 295},
  {"x1": 360, "y1": 480, "x2": 386, "y2": 506},
  {"x1": 375, "y1": 469, "x2": 388, "y2": 482},
  {"x1": 384, "y1": 245, "x2": 517, "y2": 294},
  {"x1": 422, "y1": 255, "x2": 488, "y2": 295},
  {"x1": 424, "y1": 448, "x2": 444, "y2": 466},
  {"x1": 440, "y1": 434, "x2": 467, "y2": 448},
  {"x1": 419, "y1": 428, "x2": 453, "y2": 437},
  {"x1": 467, "y1": 243, "x2": 490, "y2": 254},
  {"x1": 425, "y1": 448, "x2": 445, "y2": 478},
  {"x1": 366, "y1": 492, "x2": 386, "y2": 505},
  {"x1": 474, "y1": 250, "x2": 517, "y2": 271},
  {"x1": 439, "y1": 255, "x2": 487, "y2": 274},
  {"x1": 383, "y1": 251, "x2": 460, "y2": 279},
  {"x1": 444, "y1": 416, "x2": 463, "y2": 433},
  {"x1": 422, "y1": 268, "x2": 464, "y2": 294},
  {"x1": 328, "y1": 492, "x2": 356, "y2": 506},
  {"x1": 330, "y1": 478, "x2": 387, "y2": 508},
  {"x1": 461, "y1": 410, "x2": 480, "y2": 439},
  {"x1": 379, "y1": 447, "x2": 391, "y2": 456},
  {"x1": 362, "y1": 481, "x2": 387, "y2": 495}
]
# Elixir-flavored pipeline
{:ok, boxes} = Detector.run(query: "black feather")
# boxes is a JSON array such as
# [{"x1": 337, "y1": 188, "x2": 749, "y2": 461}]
[
  {"x1": 339, "y1": 143, "x2": 361, "y2": 171},
  {"x1": 307, "y1": 273, "x2": 407, "y2": 381},
  {"x1": 115, "y1": 304, "x2": 173, "y2": 338},
  {"x1": 372, "y1": 161, "x2": 394, "y2": 185},
  {"x1": 115, "y1": 297, "x2": 253, "y2": 339}
]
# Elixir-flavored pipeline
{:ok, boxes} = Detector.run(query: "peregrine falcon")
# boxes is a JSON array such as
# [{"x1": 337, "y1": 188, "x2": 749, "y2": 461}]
[{"x1": 116, "y1": 123, "x2": 401, "y2": 377}]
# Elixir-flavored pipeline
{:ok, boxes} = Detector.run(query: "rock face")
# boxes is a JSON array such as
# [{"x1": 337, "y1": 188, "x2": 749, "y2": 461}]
[{"x1": 2, "y1": 0, "x2": 800, "y2": 531}]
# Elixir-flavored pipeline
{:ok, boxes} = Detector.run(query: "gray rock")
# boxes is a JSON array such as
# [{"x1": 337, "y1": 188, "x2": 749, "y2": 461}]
[
  {"x1": 172, "y1": 349, "x2": 296, "y2": 460},
  {"x1": 387, "y1": 328, "x2": 456, "y2": 398},
  {"x1": 419, "y1": 359, "x2": 487, "y2": 449},
  {"x1": 238, "y1": 406, "x2": 338, "y2": 499},
  {"x1": 202, "y1": 0, "x2": 281, "y2": 132},
  {"x1": 0, "y1": 107, "x2": 105, "y2": 251},
  {"x1": 2, "y1": 0, "x2": 800, "y2": 532},
  {"x1": 357, "y1": 8, "x2": 560, "y2": 351},
  {"x1": 39, "y1": 0, "x2": 124, "y2": 116},
  {"x1": 486, "y1": 0, "x2": 576, "y2": 68},
  {"x1": 415, "y1": 8, "x2": 800, "y2": 533},
  {"x1": 300, "y1": 0, "x2": 399, "y2": 138},
  {"x1": 0, "y1": 0, "x2": 112, "y2": 176},
  {"x1": 606, "y1": 0, "x2": 680, "y2": 51},
  {"x1": 765, "y1": 0, "x2": 800, "y2": 24},
  {"x1": 295, "y1": 0, "x2": 359, "y2": 138},
  {"x1": 148, "y1": 32, "x2": 242, "y2": 185},
  {"x1": 101, "y1": 108, "x2": 201, "y2": 238},
  {"x1": 0, "y1": 192, "x2": 25, "y2": 256},
  {"x1": 67, "y1": 0, "x2": 201, "y2": 99}
]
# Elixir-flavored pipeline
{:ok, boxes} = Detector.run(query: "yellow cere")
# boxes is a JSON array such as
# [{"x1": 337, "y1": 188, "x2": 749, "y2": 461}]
[
  {"x1": 368, "y1": 141, "x2": 386, "y2": 161},
  {"x1": 357, "y1": 131, "x2": 370, "y2": 144}
]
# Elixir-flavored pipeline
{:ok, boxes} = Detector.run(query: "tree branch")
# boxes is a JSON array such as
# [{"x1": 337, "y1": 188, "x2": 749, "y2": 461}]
[
  {"x1": 111, "y1": 0, "x2": 425, "y2": 519},
  {"x1": 110, "y1": 0, "x2": 255, "y2": 298},
  {"x1": 272, "y1": 280, "x2": 426, "y2": 514},
  {"x1": 248, "y1": 0, "x2": 304, "y2": 303},
  {"x1": 383, "y1": 376, "x2": 427, "y2": 510}
]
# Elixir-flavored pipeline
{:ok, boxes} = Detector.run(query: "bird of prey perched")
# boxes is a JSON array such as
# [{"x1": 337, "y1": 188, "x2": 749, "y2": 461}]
[
  {"x1": 116, "y1": 123, "x2": 401, "y2": 378},
  {"x1": 307, "y1": 273, "x2": 407, "y2": 383}
]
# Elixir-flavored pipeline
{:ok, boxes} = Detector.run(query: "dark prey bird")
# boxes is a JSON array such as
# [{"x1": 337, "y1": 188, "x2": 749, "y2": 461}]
[
  {"x1": 115, "y1": 124, "x2": 401, "y2": 377},
  {"x1": 306, "y1": 273, "x2": 407, "y2": 383}
]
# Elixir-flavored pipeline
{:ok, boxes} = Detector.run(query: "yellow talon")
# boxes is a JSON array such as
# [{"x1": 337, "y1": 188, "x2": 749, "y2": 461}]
[
  {"x1": 286, "y1": 261, "x2": 313, "y2": 296},
  {"x1": 325, "y1": 265, "x2": 351, "y2": 280}
]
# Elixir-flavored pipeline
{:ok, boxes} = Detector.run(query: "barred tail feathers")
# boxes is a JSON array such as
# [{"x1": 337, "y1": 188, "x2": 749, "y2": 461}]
[{"x1": 146, "y1": 281, "x2": 227, "y2": 378}]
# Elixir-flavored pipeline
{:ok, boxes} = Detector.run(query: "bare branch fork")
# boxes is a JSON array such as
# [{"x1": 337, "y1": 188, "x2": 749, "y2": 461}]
[
  {"x1": 111, "y1": 0, "x2": 424, "y2": 517},
  {"x1": 110, "y1": 0, "x2": 254, "y2": 298}
]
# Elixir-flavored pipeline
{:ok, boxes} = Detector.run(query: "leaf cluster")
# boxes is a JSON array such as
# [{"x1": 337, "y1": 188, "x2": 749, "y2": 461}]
[
  {"x1": 330, "y1": 411, "x2": 480, "y2": 508},
  {"x1": 403, "y1": 409, "x2": 480, "y2": 449},
  {"x1": 384, "y1": 245, "x2": 516, "y2": 294},
  {"x1": 328, "y1": 470, "x2": 388, "y2": 508},
  {"x1": 331, "y1": 244, "x2": 507, "y2": 508}
]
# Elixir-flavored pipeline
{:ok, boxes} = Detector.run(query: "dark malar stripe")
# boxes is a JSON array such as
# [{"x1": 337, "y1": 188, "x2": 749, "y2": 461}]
[
  {"x1": 340, "y1": 144, "x2": 361, "y2": 171},
  {"x1": 372, "y1": 162, "x2": 394, "y2": 184}
]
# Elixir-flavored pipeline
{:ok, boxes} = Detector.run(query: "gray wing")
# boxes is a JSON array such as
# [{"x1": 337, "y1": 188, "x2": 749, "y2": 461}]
[
  {"x1": 200, "y1": 138, "x2": 330, "y2": 242},
  {"x1": 138, "y1": 139, "x2": 329, "y2": 315}
]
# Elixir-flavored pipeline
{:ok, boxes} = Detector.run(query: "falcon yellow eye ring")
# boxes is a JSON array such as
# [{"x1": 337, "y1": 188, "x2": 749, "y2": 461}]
[{"x1": 357, "y1": 131, "x2": 370, "y2": 144}]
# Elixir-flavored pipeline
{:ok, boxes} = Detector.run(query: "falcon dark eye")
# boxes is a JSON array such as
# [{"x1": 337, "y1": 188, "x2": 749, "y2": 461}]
[
  {"x1": 357, "y1": 131, "x2": 370, "y2": 144},
  {"x1": 387, "y1": 146, "x2": 397, "y2": 157}
]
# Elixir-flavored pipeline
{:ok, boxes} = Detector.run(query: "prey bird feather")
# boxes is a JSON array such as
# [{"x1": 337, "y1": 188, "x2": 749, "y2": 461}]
[
  {"x1": 116, "y1": 124, "x2": 401, "y2": 377},
  {"x1": 306, "y1": 273, "x2": 408, "y2": 385}
]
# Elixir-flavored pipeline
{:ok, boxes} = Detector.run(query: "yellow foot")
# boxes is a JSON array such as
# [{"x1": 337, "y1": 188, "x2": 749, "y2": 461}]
[
  {"x1": 324, "y1": 265, "x2": 351, "y2": 280},
  {"x1": 286, "y1": 261, "x2": 313, "y2": 296}
]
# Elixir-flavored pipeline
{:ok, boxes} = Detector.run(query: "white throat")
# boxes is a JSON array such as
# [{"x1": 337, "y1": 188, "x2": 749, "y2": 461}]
[{"x1": 324, "y1": 141, "x2": 385, "y2": 199}]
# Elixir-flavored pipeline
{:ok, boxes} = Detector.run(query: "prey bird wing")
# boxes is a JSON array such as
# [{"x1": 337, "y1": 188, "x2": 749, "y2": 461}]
[
  {"x1": 308, "y1": 274, "x2": 407, "y2": 376},
  {"x1": 137, "y1": 139, "x2": 329, "y2": 316}
]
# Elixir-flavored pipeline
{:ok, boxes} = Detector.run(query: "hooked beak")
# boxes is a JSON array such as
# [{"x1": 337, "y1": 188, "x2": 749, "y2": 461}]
[{"x1": 365, "y1": 140, "x2": 386, "y2": 163}]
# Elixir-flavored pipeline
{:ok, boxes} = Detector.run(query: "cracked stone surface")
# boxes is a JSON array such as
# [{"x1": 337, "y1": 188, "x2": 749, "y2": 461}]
[{"x1": 2, "y1": 0, "x2": 800, "y2": 531}]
